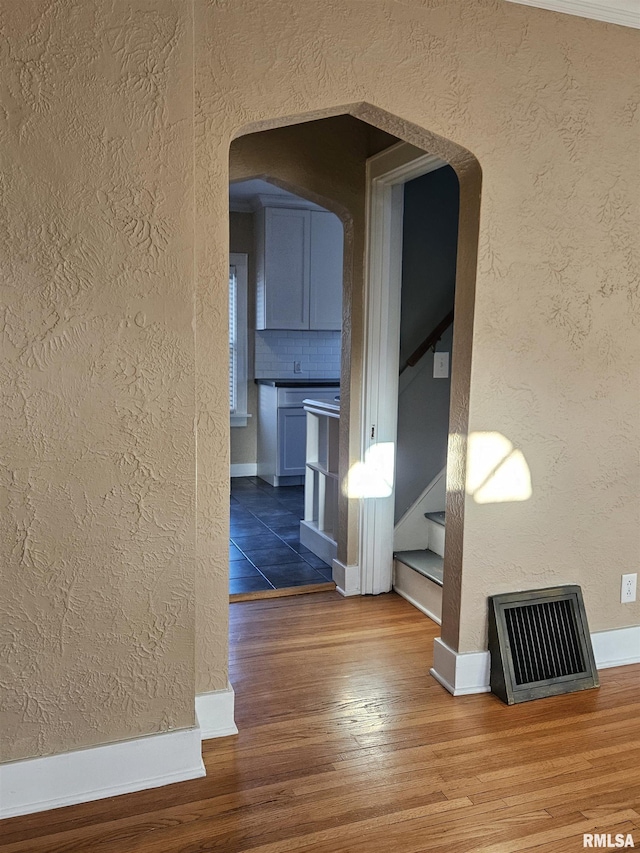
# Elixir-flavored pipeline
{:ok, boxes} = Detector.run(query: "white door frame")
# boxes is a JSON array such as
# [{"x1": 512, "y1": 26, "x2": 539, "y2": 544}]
[{"x1": 359, "y1": 143, "x2": 448, "y2": 595}]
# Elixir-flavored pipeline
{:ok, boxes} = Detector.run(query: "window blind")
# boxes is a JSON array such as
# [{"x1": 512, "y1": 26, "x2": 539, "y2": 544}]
[{"x1": 229, "y1": 264, "x2": 237, "y2": 412}]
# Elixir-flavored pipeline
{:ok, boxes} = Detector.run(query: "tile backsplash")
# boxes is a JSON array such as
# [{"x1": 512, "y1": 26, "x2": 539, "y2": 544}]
[{"x1": 255, "y1": 330, "x2": 341, "y2": 380}]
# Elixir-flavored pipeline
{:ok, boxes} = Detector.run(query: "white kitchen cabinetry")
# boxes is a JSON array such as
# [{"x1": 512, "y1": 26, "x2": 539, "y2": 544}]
[
  {"x1": 257, "y1": 384, "x2": 339, "y2": 487},
  {"x1": 277, "y1": 408, "x2": 307, "y2": 477},
  {"x1": 309, "y1": 211, "x2": 343, "y2": 331},
  {"x1": 255, "y1": 207, "x2": 342, "y2": 331}
]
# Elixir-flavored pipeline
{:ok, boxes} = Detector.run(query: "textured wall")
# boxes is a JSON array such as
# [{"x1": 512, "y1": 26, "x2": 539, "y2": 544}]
[
  {"x1": 0, "y1": 1, "x2": 195, "y2": 761},
  {"x1": 197, "y1": 0, "x2": 639, "y2": 656},
  {"x1": 2, "y1": 0, "x2": 638, "y2": 767}
]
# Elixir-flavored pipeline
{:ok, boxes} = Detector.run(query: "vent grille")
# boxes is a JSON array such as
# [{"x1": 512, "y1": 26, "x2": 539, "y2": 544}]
[
  {"x1": 504, "y1": 599, "x2": 585, "y2": 685},
  {"x1": 488, "y1": 586, "x2": 599, "y2": 705}
]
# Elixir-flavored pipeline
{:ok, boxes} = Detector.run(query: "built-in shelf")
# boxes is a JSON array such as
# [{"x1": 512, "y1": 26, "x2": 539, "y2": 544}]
[
  {"x1": 300, "y1": 397, "x2": 340, "y2": 567},
  {"x1": 305, "y1": 462, "x2": 339, "y2": 480}
]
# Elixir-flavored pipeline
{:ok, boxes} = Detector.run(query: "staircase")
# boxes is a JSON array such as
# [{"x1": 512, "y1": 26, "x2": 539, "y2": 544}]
[{"x1": 393, "y1": 511, "x2": 445, "y2": 624}]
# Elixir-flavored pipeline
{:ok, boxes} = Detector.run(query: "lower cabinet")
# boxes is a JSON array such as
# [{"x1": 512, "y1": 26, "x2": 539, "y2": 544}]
[
  {"x1": 257, "y1": 384, "x2": 339, "y2": 487},
  {"x1": 277, "y1": 408, "x2": 307, "y2": 477}
]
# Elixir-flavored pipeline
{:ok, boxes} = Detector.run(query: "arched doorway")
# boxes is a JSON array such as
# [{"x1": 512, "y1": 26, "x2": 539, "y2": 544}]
[
  {"x1": 196, "y1": 104, "x2": 481, "y2": 720},
  {"x1": 227, "y1": 173, "x2": 350, "y2": 598},
  {"x1": 224, "y1": 105, "x2": 481, "y2": 655}
]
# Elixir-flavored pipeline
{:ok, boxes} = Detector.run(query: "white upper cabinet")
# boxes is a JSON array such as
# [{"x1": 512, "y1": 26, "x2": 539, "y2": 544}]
[
  {"x1": 255, "y1": 206, "x2": 343, "y2": 330},
  {"x1": 256, "y1": 207, "x2": 310, "y2": 330},
  {"x1": 309, "y1": 210, "x2": 343, "y2": 331}
]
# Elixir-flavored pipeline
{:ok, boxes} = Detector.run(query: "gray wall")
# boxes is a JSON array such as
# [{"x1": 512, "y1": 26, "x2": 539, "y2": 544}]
[{"x1": 395, "y1": 166, "x2": 459, "y2": 522}]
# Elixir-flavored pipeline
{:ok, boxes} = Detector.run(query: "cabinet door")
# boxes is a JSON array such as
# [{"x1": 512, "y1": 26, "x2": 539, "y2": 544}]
[
  {"x1": 309, "y1": 210, "x2": 343, "y2": 331},
  {"x1": 262, "y1": 208, "x2": 310, "y2": 330},
  {"x1": 277, "y1": 408, "x2": 307, "y2": 476}
]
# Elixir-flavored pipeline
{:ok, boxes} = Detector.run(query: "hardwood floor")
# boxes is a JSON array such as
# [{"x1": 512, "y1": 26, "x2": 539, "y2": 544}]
[{"x1": 1, "y1": 592, "x2": 639, "y2": 852}]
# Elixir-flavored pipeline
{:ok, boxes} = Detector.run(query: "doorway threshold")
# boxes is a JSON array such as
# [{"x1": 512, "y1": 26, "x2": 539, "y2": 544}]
[{"x1": 230, "y1": 581, "x2": 337, "y2": 603}]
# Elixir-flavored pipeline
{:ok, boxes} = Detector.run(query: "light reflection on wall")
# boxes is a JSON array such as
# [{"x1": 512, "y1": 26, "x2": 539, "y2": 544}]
[
  {"x1": 346, "y1": 432, "x2": 530, "y2": 504},
  {"x1": 466, "y1": 431, "x2": 532, "y2": 504},
  {"x1": 346, "y1": 442, "x2": 395, "y2": 498}
]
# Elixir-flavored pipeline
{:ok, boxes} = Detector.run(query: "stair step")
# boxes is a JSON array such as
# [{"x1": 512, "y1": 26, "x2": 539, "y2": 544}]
[
  {"x1": 393, "y1": 549, "x2": 443, "y2": 586},
  {"x1": 424, "y1": 513, "x2": 446, "y2": 558}
]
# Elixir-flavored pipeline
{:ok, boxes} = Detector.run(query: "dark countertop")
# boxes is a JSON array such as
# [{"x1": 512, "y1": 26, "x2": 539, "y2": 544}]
[{"x1": 255, "y1": 379, "x2": 340, "y2": 387}]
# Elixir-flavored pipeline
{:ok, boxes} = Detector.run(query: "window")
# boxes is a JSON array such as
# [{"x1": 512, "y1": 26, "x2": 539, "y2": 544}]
[{"x1": 229, "y1": 253, "x2": 249, "y2": 427}]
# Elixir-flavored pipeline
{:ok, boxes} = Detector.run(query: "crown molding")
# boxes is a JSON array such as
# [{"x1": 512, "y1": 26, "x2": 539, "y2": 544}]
[
  {"x1": 505, "y1": 0, "x2": 640, "y2": 28},
  {"x1": 229, "y1": 192, "x2": 325, "y2": 214},
  {"x1": 254, "y1": 193, "x2": 323, "y2": 211},
  {"x1": 229, "y1": 199, "x2": 254, "y2": 213}
]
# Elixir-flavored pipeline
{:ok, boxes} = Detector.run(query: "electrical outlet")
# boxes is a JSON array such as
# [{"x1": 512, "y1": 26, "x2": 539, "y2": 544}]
[
  {"x1": 621, "y1": 573, "x2": 637, "y2": 604},
  {"x1": 293, "y1": 361, "x2": 302, "y2": 374}
]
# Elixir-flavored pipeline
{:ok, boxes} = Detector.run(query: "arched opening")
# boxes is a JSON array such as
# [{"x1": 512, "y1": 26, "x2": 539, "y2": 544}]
[
  {"x1": 195, "y1": 103, "x2": 481, "y2": 708},
  {"x1": 224, "y1": 104, "x2": 480, "y2": 644},
  {"x1": 228, "y1": 172, "x2": 351, "y2": 597}
]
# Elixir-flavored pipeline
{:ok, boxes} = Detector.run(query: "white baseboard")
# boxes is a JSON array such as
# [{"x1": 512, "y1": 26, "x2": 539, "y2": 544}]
[
  {"x1": 591, "y1": 625, "x2": 640, "y2": 669},
  {"x1": 430, "y1": 626, "x2": 640, "y2": 698},
  {"x1": 1, "y1": 680, "x2": 243, "y2": 819},
  {"x1": 230, "y1": 463, "x2": 257, "y2": 478},
  {"x1": 299, "y1": 521, "x2": 338, "y2": 566},
  {"x1": 332, "y1": 559, "x2": 360, "y2": 596},
  {"x1": 430, "y1": 637, "x2": 491, "y2": 696},
  {"x1": 505, "y1": 0, "x2": 640, "y2": 30},
  {"x1": 0, "y1": 726, "x2": 205, "y2": 820},
  {"x1": 195, "y1": 683, "x2": 239, "y2": 739}
]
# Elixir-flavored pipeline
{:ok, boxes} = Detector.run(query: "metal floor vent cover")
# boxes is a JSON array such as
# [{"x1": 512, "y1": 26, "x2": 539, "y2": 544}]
[{"x1": 488, "y1": 585, "x2": 599, "y2": 705}]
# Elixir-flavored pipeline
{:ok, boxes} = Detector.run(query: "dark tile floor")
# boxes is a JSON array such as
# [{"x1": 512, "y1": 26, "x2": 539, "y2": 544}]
[{"x1": 229, "y1": 477, "x2": 333, "y2": 595}]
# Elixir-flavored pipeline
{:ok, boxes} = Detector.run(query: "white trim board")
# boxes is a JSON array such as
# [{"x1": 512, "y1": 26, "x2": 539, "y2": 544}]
[
  {"x1": 430, "y1": 625, "x2": 640, "y2": 697},
  {"x1": 505, "y1": 0, "x2": 640, "y2": 28},
  {"x1": 591, "y1": 625, "x2": 640, "y2": 669},
  {"x1": 332, "y1": 558, "x2": 361, "y2": 597},
  {"x1": 430, "y1": 637, "x2": 491, "y2": 696},
  {"x1": 195, "y1": 683, "x2": 239, "y2": 739},
  {"x1": 230, "y1": 414, "x2": 252, "y2": 428},
  {"x1": 300, "y1": 521, "x2": 338, "y2": 567},
  {"x1": 0, "y1": 726, "x2": 205, "y2": 820},
  {"x1": 230, "y1": 462, "x2": 258, "y2": 478}
]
